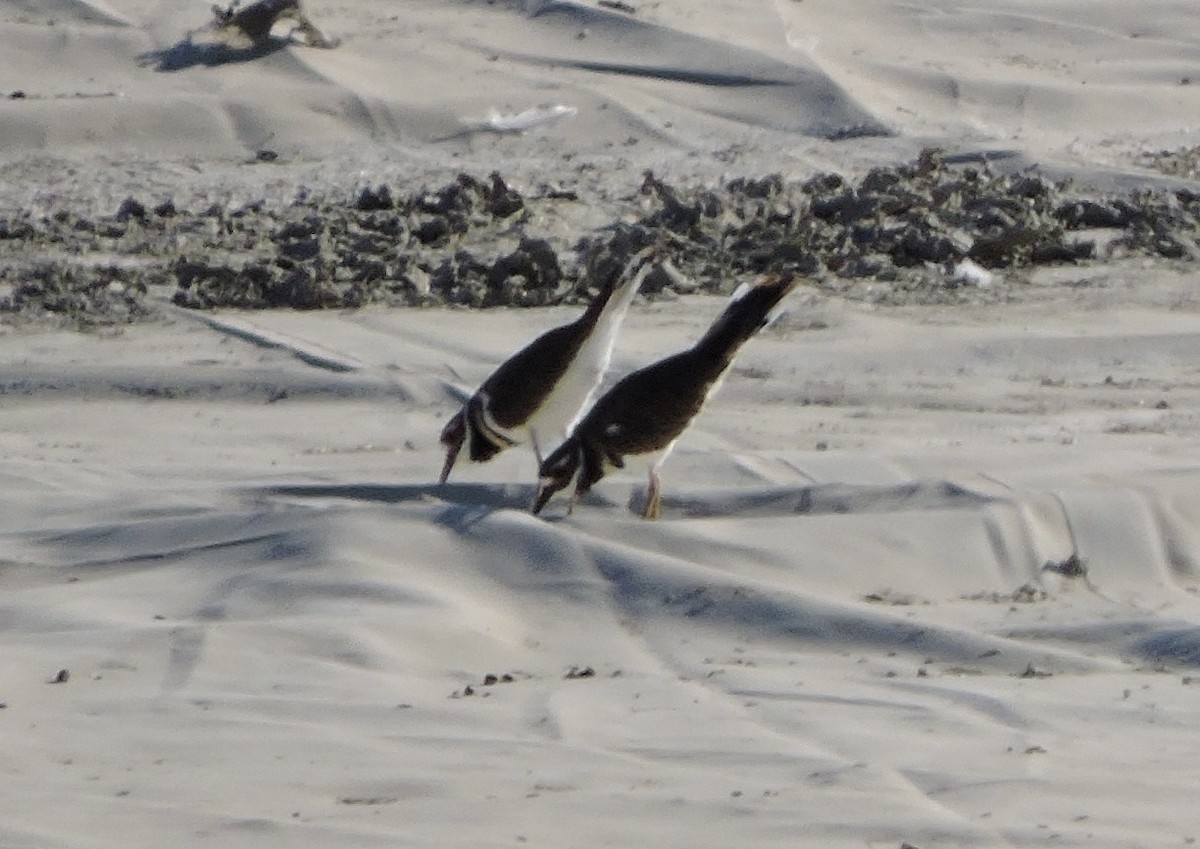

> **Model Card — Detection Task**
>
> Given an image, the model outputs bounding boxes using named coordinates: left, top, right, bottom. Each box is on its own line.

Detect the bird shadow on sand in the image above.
left=253, top=481, right=638, bottom=531
left=259, top=482, right=537, bottom=511
left=254, top=478, right=997, bottom=524
left=137, top=36, right=289, bottom=72
left=660, top=479, right=999, bottom=519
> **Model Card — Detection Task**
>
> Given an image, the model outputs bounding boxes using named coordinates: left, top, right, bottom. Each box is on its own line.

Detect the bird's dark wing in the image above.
left=480, top=321, right=586, bottom=428
left=578, top=352, right=721, bottom=457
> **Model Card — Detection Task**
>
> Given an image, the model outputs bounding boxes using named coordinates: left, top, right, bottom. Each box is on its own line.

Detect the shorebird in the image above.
left=531, top=273, right=799, bottom=519
left=439, top=246, right=657, bottom=485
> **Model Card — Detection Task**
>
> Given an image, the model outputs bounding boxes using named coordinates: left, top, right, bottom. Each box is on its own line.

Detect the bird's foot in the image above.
left=641, top=487, right=662, bottom=520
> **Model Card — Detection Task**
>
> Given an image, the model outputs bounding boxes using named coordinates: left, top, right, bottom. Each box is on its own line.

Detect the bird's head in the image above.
left=438, top=410, right=466, bottom=485
left=532, top=439, right=584, bottom=516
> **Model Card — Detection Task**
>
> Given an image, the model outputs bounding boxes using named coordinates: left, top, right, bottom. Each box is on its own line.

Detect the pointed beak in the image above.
left=531, top=478, right=556, bottom=515
left=438, top=411, right=467, bottom=486
left=439, top=440, right=461, bottom=486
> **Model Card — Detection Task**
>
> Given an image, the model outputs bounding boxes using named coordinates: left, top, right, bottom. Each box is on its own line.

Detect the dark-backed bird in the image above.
left=531, top=273, right=799, bottom=519
left=439, top=247, right=657, bottom=484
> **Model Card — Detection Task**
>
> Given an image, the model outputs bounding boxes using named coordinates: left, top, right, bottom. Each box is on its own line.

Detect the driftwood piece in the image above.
left=210, top=0, right=338, bottom=48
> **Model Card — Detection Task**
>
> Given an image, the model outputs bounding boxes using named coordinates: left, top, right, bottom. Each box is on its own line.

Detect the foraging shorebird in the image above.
left=439, top=246, right=657, bottom=484
left=532, top=274, right=799, bottom=519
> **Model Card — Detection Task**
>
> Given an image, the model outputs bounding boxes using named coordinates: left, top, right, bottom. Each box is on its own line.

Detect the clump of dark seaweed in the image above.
left=0, top=261, right=150, bottom=328
left=168, top=172, right=541, bottom=310
left=1, top=151, right=1199, bottom=322
left=1140, top=145, right=1200, bottom=181
left=616, top=148, right=1200, bottom=304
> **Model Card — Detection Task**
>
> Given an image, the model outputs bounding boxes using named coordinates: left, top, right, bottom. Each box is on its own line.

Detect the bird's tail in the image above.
left=581, top=243, right=658, bottom=327
left=694, top=274, right=799, bottom=363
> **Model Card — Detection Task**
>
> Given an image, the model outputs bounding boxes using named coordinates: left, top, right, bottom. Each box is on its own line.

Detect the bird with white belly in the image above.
left=532, top=273, right=799, bottom=519
left=438, top=245, right=658, bottom=484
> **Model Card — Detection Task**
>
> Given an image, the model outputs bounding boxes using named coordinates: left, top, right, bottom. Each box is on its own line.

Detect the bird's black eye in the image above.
left=548, top=452, right=572, bottom=475
left=541, top=443, right=578, bottom=479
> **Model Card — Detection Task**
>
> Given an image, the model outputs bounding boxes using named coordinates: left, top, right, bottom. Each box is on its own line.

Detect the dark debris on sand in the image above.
left=210, top=0, right=338, bottom=49
left=3, top=149, right=1200, bottom=328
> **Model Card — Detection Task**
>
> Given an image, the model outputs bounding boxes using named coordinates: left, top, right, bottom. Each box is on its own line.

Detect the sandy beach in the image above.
left=3, top=2, right=1200, bottom=847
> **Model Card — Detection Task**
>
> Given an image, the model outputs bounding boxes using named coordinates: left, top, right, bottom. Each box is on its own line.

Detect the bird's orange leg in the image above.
left=643, top=468, right=662, bottom=520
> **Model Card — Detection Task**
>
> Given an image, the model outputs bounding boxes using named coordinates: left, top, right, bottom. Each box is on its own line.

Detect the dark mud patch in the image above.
left=3, top=150, right=1200, bottom=329
left=1139, top=145, right=1200, bottom=181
